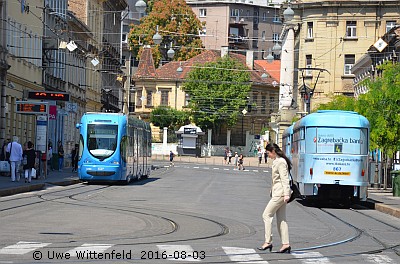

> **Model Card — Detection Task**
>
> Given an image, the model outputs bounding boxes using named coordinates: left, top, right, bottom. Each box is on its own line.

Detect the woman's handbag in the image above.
left=288, top=172, right=301, bottom=203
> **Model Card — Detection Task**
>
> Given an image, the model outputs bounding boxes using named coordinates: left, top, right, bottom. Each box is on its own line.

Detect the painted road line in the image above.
left=157, top=245, right=201, bottom=262
left=0, top=242, right=51, bottom=255
left=292, top=251, right=332, bottom=264
left=222, top=247, right=268, bottom=263
left=65, top=244, right=114, bottom=257
left=362, top=254, right=394, bottom=264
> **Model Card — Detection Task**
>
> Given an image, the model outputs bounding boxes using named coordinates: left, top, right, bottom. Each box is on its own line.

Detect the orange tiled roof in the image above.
left=254, top=60, right=280, bottom=84
left=135, top=47, right=157, bottom=78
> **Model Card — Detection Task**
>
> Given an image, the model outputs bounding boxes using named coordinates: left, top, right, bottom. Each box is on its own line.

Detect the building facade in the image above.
left=4, top=0, right=44, bottom=144
left=0, top=0, right=8, bottom=145
left=187, top=0, right=282, bottom=60
left=290, top=0, right=399, bottom=112
left=68, top=0, right=104, bottom=113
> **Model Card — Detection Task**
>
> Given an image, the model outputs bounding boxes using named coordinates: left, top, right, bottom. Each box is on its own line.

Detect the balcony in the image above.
left=228, top=35, right=249, bottom=49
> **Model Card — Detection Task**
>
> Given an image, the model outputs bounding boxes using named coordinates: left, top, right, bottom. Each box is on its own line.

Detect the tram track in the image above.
left=0, top=166, right=232, bottom=250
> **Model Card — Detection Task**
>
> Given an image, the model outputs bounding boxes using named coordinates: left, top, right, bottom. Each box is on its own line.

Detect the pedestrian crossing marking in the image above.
left=292, top=251, right=332, bottom=264
left=65, top=243, right=114, bottom=257
left=157, top=245, right=200, bottom=262
left=193, top=167, right=199, bottom=169
left=222, top=247, right=268, bottom=263
left=362, top=254, right=394, bottom=263
left=213, top=168, right=219, bottom=170
left=0, top=242, right=51, bottom=255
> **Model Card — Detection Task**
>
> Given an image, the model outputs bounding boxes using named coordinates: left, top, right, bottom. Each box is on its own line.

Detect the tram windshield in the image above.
left=87, top=124, right=118, bottom=159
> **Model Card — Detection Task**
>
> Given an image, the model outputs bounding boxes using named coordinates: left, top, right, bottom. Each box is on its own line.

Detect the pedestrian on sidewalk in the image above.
left=263, top=147, right=268, bottom=164
left=23, top=141, right=36, bottom=183
left=234, top=152, right=239, bottom=170
left=258, top=143, right=292, bottom=254
left=223, top=148, right=228, bottom=165
left=71, top=144, right=78, bottom=172
left=238, top=154, right=244, bottom=170
left=6, top=136, right=23, bottom=182
left=47, top=144, right=53, bottom=175
left=73, top=144, right=79, bottom=173
left=0, top=139, right=10, bottom=161
left=228, top=149, right=232, bottom=164
left=58, top=142, right=64, bottom=171
left=169, top=150, right=175, bottom=167
left=258, top=147, right=263, bottom=164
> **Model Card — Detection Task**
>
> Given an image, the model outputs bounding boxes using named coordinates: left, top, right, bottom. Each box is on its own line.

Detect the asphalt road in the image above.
left=0, top=163, right=399, bottom=264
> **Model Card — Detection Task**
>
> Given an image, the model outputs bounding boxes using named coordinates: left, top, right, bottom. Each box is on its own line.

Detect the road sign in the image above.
left=28, top=91, right=70, bottom=101
left=16, top=101, right=48, bottom=114
left=66, top=102, right=77, bottom=113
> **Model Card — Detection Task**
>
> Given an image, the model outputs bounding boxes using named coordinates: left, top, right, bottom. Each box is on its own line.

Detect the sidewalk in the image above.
left=1, top=157, right=399, bottom=219
left=0, top=168, right=79, bottom=197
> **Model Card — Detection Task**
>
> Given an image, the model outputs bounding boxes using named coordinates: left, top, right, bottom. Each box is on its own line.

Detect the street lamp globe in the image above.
left=283, top=6, right=294, bottom=22
left=153, top=32, right=162, bottom=45
left=135, top=0, right=147, bottom=13
left=167, top=47, right=175, bottom=59
left=266, top=52, right=274, bottom=64
left=272, top=42, right=282, bottom=55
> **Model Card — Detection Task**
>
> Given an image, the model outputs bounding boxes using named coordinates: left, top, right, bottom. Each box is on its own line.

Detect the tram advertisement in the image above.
left=312, top=127, right=368, bottom=178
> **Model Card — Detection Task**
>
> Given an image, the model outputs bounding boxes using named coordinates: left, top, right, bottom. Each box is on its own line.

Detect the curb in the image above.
left=363, top=198, right=400, bottom=219
left=0, top=179, right=81, bottom=197
left=0, top=183, right=45, bottom=197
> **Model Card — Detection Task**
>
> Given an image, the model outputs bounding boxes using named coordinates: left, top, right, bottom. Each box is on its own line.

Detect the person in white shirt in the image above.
left=6, top=136, right=23, bottom=182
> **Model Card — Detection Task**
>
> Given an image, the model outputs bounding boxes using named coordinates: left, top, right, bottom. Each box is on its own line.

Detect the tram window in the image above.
left=306, top=127, right=317, bottom=154
left=87, top=124, right=118, bottom=159
left=120, top=136, right=127, bottom=163
left=78, top=135, right=84, bottom=160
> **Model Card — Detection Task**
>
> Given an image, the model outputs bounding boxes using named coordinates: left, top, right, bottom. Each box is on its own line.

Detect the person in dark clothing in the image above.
left=169, top=151, right=175, bottom=167
left=23, top=141, right=36, bottom=183
left=71, top=144, right=79, bottom=172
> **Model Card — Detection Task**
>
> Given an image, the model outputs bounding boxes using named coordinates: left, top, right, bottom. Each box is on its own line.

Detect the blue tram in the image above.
left=76, top=113, right=152, bottom=183
left=282, top=110, right=370, bottom=201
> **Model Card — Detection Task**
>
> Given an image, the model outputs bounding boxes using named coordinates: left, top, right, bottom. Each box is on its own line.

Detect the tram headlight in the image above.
left=111, top=160, right=120, bottom=165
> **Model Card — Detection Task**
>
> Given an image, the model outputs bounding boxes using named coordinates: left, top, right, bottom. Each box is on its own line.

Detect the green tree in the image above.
left=356, top=62, right=400, bottom=188
left=317, top=95, right=356, bottom=111
left=128, top=0, right=204, bottom=67
left=150, top=106, right=190, bottom=129
left=356, top=62, right=400, bottom=154
left=150, top=106, right=176, bottom=129
left=183, top=56, right=252, bottom=133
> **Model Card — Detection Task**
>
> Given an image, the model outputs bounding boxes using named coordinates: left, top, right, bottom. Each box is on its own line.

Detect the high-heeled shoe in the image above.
left=257, top=244, right=273, bottom=251
left=277, top=246, right=291, bottom=253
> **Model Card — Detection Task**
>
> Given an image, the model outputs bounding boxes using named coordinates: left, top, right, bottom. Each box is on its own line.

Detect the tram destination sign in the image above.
left=16, top=101, right=48, bottom=114
left=28, top=91, right=70, bottom=101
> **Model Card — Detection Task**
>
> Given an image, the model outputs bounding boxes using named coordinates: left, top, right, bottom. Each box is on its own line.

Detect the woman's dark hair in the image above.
left=27, top=141, right=33, bottom=149
left=265, top=143, right=292, bottom=171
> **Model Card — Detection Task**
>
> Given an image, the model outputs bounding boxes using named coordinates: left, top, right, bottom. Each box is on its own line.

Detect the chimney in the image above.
left=221, top=46, right=229, bottom=58
left=246, top=50, right=254, bottom=69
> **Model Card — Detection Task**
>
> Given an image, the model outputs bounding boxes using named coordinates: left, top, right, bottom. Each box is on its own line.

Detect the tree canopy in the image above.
left=356, top=62, right=400, bottom=155
left=317, top=95, right=356, bottom=111
left=183, top=56, right=252, bottom=131
left=128, top=0, right=204, bottom=67
left=150, top=106, right=190, bottom=129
